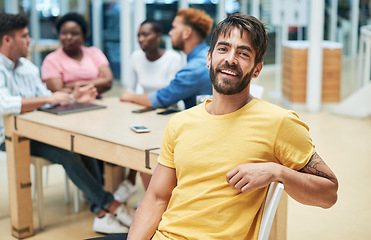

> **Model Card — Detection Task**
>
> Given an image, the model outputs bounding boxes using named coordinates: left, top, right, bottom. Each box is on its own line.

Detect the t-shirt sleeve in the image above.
left=41, top=53, right=62, bottom=81
left=157, top=118, right=176, bottom=169
left=90, top=47, right=109, bottom=68
left=274, top=111, right=315, bottom=171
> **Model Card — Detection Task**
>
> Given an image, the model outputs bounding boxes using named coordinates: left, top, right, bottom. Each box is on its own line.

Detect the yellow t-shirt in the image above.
left=153, top=98, right=315, bottom=240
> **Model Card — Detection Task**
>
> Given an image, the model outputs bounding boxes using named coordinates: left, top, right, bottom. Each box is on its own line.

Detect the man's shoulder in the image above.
left=169, top=104, right=203, bottom=123
left=19, top=58, right=39, bottom=71
left=184, top=44, right=208, bottom=69
left=187, top=42, right=209, bottom=60
left=193, top=43, right=209, bottom=57
left=252, top=99, right=293, bottom=118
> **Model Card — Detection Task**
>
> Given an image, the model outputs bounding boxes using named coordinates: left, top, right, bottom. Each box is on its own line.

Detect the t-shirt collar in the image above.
left=187, top=42, right=208, bottom=61
left=0, top=52, right=24, bottom=70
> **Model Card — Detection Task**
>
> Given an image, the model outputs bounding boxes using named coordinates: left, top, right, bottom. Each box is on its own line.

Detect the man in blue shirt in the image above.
left=120, top=8, right=214, bottom=109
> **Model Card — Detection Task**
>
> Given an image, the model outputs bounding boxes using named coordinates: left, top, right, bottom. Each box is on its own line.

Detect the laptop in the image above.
left=39, top=102, right=106, bottom=115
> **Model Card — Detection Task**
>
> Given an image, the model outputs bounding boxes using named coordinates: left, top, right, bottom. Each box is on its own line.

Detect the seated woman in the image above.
left=41, top=12, right=113, bottom=94
left=115, top=19, right=182, bottom=203
left=122, top=19, right=182, bottom=94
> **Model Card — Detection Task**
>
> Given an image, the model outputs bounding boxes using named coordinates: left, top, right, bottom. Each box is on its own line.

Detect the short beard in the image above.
left=172, top=39, right=184, bottom=51
left=209, top=59, right=254, bottom=95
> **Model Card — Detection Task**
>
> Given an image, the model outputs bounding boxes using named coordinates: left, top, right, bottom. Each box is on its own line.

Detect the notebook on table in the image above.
left=39, top=102, right=106, bottom=115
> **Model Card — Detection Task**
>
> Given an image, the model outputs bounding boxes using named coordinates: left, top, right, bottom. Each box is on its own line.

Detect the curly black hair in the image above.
left=141, top=19, right=163, bottom=35
left=56, top=12, right=88, bottom=37
left=0, top=13, right=29, bottom=45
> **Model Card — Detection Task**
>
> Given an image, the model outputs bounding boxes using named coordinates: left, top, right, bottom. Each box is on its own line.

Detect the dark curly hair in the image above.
left=0, top=13, right=29, bottom=46
left=141, top=19, right=163, bottom=35
left=56, top=12, right=88, bottom=37
left=209, top=13, right=268, bottom=65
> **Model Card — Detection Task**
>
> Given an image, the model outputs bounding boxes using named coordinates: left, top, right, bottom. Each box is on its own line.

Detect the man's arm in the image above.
left=63, top=66, right=113, bottom=94
left=120, top=62, right=209, bottom=108
left=120, top=92, right=152, bottom=107
left=20, top=92, right=70, bottom=113
left=21, top=84, right=97, bottom=113
left=128, top=164, right=177, bottom=239
left=46, top=66, right=113, bottom=94
left=226, top=152, right=338, bottom=209
left=45, top=77, right=72, bottom=93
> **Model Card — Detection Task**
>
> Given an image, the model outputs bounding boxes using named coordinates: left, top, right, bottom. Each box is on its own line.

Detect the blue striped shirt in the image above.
left=0, top=53, right=51, bottom=144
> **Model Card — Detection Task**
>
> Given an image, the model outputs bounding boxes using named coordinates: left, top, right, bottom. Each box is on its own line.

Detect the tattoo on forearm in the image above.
left=299, top=152, right=337, bottom=182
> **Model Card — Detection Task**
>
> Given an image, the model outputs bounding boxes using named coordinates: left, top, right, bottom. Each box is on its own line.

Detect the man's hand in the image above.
left=73, top=83, right=98, bottom=103
left=226, top=163, right=279, bottom=193
left=120, top=91, right=135, bottom=102
left=48, top=91, right=71, bottom=106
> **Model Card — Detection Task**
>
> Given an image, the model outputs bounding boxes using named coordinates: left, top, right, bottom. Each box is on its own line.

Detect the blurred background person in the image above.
left=116, top=8, right=213, bottom=208
left=0, top=13, right=134, bottom=235
left=120, top=8, right=213, bottom=110
left=41, top=12, right=113, bottom=95
left=114, top=19, right=182, bottom=204
left=125, top=19, right=182, bottom=94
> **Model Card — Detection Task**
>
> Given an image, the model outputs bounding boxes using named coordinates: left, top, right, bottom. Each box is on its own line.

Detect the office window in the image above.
left=102, top=2, right=121, bottom=79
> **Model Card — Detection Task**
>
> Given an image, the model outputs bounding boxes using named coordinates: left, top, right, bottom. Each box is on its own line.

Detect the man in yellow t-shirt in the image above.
left=91, top=13, right=338, bottom=240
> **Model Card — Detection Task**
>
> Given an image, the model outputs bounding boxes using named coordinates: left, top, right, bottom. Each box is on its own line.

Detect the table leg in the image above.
left=5, top=116, right=34, bottom=238
left=104, top=163, right=125, bottom=193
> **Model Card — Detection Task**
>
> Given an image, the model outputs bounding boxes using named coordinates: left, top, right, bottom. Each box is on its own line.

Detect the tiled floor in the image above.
left=1, top=57, right=370, bottom=239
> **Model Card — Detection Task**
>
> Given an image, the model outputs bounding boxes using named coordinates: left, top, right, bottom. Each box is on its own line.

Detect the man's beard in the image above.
left=209, top=60, right=254, bottom=95
left=172, top=37, right=184, bottom=51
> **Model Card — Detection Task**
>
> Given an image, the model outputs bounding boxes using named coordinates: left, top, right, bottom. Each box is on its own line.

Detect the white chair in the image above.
left=2, top=151, right=81, bottom=230
left=30, top=156, right=82, bottom=230
left=257, top=182, right=284, bottom=240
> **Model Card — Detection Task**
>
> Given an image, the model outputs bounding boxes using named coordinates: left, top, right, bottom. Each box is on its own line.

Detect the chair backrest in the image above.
left=257, top=182, right=284, bottom=240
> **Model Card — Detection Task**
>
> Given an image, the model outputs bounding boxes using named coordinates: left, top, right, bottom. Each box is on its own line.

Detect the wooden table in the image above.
left=4, top=97, right=287, bottom=239
left=4, top=97, right=170, bottom=238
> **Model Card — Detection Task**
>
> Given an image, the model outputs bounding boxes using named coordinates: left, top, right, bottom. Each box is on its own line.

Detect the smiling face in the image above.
left=207, top=27, right=262, bottom=96
left=138, top=23, right=161, bottom=53
left=59, top=21, right=84, bottom=51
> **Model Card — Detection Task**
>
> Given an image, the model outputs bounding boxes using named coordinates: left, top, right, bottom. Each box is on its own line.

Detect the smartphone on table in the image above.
left=130, top=124, right=150, bottom=133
